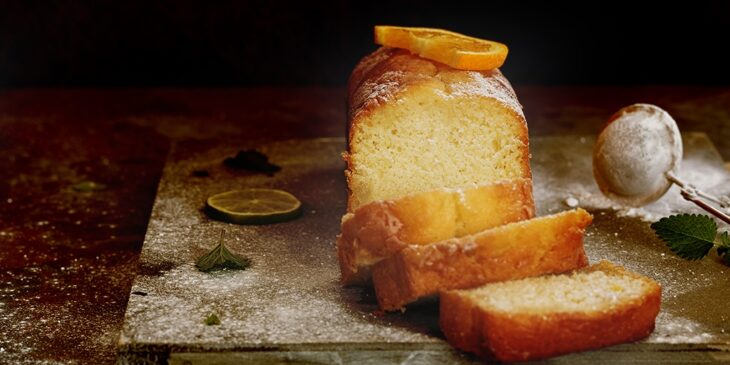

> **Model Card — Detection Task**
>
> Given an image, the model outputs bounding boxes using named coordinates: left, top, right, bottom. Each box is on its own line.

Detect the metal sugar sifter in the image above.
left=592, top=103, right=730, bottom=224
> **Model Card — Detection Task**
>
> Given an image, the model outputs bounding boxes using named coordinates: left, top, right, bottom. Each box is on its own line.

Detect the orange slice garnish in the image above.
left=374, top=25, right=508, bottom=71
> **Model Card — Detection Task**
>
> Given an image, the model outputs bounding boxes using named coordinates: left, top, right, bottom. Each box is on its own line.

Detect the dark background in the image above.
left=1, top=0, right=729, bottom=87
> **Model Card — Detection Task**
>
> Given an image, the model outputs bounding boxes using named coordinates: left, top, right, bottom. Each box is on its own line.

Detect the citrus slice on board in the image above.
left=374, top=25, right=508, bottom=71
left=205, top=188, right=302, bottom=225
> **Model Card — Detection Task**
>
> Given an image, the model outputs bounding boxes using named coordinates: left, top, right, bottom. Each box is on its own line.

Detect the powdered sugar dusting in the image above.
left=532, top=133, right=730, bottom=344
left=354, top=75, right=403, bottom=116
left=348, top=47, right=524, bottom=121
left=593, top=104, right=683, bottom=206
left=348, top=47, right=398, bottom=99
left=442, top=69, right=524, bottom=119
left=533, top=133, right=729, bottom=222
left=120, top=135, right=730, bottom=359
left=119, top=138, right=437, bottom=360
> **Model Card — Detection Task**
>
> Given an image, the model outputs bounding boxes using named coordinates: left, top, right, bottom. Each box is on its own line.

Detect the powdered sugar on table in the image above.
left=119, top=134, right=730, bottom=363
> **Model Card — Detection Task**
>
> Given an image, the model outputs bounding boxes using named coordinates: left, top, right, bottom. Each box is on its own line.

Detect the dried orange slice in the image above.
left=374, top=25, right=508, bottom=71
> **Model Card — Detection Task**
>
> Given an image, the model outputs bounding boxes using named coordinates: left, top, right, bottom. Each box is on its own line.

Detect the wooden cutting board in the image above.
left=117, top=134, right=730, bottom=364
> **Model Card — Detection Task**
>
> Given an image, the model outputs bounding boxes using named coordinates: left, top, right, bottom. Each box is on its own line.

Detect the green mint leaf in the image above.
left=204, top=313, right=221, bottom=325
left=718, top=232, right=730, bottom=265
left=223, top=149, right=281, bottom=176
left=72, top=181, right=107, bottom=192
left=650, top=214, right=717, bottom=260
left=719, top=231, right=730, bottom=248
left=196, top=233, right=251, bottom=272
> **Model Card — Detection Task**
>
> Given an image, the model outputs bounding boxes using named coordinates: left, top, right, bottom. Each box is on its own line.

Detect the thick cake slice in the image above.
left=440, top=261, right=662, bottom=362
left=337, top=179, right=534, bottom=285
left=372, top=208, right=592, bottom=311
left=344, top=46, right=530, bottom=211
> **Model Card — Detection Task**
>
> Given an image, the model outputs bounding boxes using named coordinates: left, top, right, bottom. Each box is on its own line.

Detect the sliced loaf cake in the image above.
left=372, top=208, right=592, bottom=311
left=440, top=260, right=661, bottom=362
left=337, top=179, right=534, bottom=285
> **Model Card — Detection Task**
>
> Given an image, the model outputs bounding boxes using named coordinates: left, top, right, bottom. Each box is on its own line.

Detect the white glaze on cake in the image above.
left=347, top=47, right=524, bottom=125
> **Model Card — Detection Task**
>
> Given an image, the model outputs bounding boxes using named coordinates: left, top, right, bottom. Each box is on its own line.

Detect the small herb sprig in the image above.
left=204, top=313, right=221, bottom=326
left=72, top=180, right=107, bottom=192
left=651, top=214, right=730, bottom=264
left=196, top=231, right=251, bottom=272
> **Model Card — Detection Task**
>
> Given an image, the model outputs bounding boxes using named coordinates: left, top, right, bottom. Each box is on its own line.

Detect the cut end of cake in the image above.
left=440, top=261, right=662, bottom=362
left=345, top=47, right=530, bottom=211
left=466, top=260, right=656, bottom=314
left=347, top=94, right=529, bottom=210
left=337, top=180, right=535, bottom=286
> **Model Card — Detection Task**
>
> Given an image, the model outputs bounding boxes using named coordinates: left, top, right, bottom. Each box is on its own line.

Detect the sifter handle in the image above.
left=666, top=172, right=730, bottom=225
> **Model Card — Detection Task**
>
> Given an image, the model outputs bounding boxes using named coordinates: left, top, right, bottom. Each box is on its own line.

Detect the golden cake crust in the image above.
left=344, top=47, right=530, bottom=211
left=347, top=47, right=525, bottom=127
left=337, top=179, right=535, bottom=285
left=440, top=261, right=662, bottom=362
left=372, top=209, right=592, bottom=311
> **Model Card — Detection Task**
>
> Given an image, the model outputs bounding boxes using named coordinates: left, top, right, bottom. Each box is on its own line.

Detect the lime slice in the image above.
left=205, top=188, right=302, bottom=225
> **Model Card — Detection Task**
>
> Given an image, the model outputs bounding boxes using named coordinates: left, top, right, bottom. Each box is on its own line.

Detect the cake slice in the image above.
left=337, top=179, right=534, bottom=285
left=344, top=46, right=530, bottom=211
left=440, top=261, right=661, bottom=362
left=372, top=208, right=592, bottom=311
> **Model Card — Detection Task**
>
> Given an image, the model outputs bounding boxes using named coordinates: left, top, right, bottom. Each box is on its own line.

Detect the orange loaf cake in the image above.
left=344, top=47, right=531, bottom=212
left=440, top=261, right=661, bottom=362
left=372, top=208, right=593, bottom=311
left=337, top=179, right=534, bottom=285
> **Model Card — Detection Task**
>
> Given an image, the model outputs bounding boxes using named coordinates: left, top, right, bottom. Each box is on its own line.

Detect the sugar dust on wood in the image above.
left=223, top=149, right=281, bottom=176
left=196, top=231, right=251, bottom=272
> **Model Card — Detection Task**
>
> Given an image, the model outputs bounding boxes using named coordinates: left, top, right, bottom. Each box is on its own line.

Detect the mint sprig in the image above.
left=196, top=231, right=251, bottom=272
left=651, top=214, right=730, bottom=262
left=204, top=313, right=221, bottom=325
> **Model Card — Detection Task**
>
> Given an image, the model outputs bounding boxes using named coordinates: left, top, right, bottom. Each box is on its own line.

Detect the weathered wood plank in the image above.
left=119, top=134, right=730, bottom=364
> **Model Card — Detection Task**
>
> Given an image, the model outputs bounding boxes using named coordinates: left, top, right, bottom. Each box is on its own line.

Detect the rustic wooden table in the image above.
left=1, top=87, right=728, bottom=364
